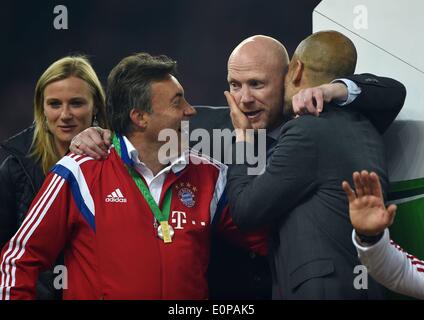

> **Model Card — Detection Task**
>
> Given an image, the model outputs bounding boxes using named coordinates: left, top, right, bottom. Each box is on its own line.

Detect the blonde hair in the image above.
left=31, top=56, right=108, bottom=174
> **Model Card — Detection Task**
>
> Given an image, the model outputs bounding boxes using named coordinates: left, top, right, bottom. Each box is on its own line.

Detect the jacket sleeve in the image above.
left=353, top=229, right=424, bottom=299
left=0, top=157, right=18, bottom=251
left=0, top=171, right=71, bottom=300
left=228, top=119, right=318, bottom=231
left=215, top=204, right=268, bottom=256
left=209, top=165, right=268, bottom=256
left=344, top=73, right=407, bottom=134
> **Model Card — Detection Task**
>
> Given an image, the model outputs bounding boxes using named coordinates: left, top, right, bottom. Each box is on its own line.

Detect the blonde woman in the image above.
left=0, top=56, right=107, bottom=299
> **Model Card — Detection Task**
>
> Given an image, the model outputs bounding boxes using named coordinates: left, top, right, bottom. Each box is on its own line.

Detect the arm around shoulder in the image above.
left=345, top=73, right=407, bottom=133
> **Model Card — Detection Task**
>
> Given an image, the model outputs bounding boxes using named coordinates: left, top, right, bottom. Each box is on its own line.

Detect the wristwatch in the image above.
left=356, top=231, right=384, bottom=245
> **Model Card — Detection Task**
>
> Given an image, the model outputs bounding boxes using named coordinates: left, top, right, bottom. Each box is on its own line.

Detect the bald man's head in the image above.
left=292, top=30, right=357, bottom=85
left=228, top=35, right=289, bottom=73
left=227, top=35, right=289, bottom=131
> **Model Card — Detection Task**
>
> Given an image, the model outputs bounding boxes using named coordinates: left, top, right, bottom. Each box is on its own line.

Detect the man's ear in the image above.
left=290, top=59, right=304, bottom=85
left=129, top=108, right=148, bottom=129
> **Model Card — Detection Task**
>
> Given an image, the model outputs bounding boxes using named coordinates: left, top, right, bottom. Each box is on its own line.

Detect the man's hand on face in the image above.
left=292, top=82, right=348, bottom=117
left=224, top=91, right=254, bottom=142
left=70, top=127, right=112, bottom=160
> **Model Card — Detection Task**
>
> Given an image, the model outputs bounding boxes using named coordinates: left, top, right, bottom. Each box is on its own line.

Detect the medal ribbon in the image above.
left=112, top=133, right=172, bottom=241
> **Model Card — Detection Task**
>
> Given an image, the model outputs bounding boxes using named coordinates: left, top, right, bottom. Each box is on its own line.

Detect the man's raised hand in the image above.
left=342, top=171, right=397, bottom=237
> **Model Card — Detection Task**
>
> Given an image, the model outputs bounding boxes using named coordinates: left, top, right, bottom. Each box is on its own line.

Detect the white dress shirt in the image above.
left=122, top=136, right=187, bottom=205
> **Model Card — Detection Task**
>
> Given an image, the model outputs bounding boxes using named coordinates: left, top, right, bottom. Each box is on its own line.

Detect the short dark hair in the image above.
left=293, top=31, right=357, bottom=85
left=106, top=52, right=177, bottom=134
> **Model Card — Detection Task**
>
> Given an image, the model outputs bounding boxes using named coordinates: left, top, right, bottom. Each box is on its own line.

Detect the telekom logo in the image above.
left=171, top=211, right=187, bottom=230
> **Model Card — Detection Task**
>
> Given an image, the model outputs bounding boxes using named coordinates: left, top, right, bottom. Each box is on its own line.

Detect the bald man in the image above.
left=226, top=31, right=406, bottom=299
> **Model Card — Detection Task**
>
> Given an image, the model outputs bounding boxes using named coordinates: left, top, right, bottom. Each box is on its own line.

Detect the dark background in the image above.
left=0, top=0, right=320, bottom=141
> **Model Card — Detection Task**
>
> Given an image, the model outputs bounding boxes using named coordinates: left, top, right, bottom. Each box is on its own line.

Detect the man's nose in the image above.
left=184, top=102, right=197, bottom=117
left=240, top=87, right=255, bottom=104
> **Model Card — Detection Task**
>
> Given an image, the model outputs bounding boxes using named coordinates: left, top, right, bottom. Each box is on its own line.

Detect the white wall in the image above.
left=313, top=0, right=424, bottom=182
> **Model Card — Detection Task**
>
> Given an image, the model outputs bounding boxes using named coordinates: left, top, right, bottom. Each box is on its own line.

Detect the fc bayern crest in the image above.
left=175, top=182, right=197, bottom=208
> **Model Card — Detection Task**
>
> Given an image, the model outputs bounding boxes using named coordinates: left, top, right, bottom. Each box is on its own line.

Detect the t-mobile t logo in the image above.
left=171, top=211, right=187, bottom=230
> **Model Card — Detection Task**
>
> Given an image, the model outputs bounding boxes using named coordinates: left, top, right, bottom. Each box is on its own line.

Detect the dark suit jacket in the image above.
left=227, top=74, right=406, bottom=299
left=342, top=73, right=406, bottom=134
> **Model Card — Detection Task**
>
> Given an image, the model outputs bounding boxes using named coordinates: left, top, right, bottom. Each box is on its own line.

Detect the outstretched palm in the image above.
left=342, top=171, right=397, bottom=236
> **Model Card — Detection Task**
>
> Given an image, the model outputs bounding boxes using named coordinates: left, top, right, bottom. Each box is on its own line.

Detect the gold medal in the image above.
left=157, top=221, right=174, bottom=243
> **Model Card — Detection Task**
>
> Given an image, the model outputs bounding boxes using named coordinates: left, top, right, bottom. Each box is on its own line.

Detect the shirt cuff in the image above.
left=331, top=78, right=362, bottom=106
left=352, top=228, right=389, bottom=251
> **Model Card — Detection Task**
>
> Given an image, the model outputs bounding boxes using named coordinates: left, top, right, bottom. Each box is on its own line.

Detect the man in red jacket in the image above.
left=0, top=52, right=266, bottom=300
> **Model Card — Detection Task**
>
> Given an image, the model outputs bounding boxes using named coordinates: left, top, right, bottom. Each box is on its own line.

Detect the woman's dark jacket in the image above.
left=0, top=125, right=61, bottom=299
